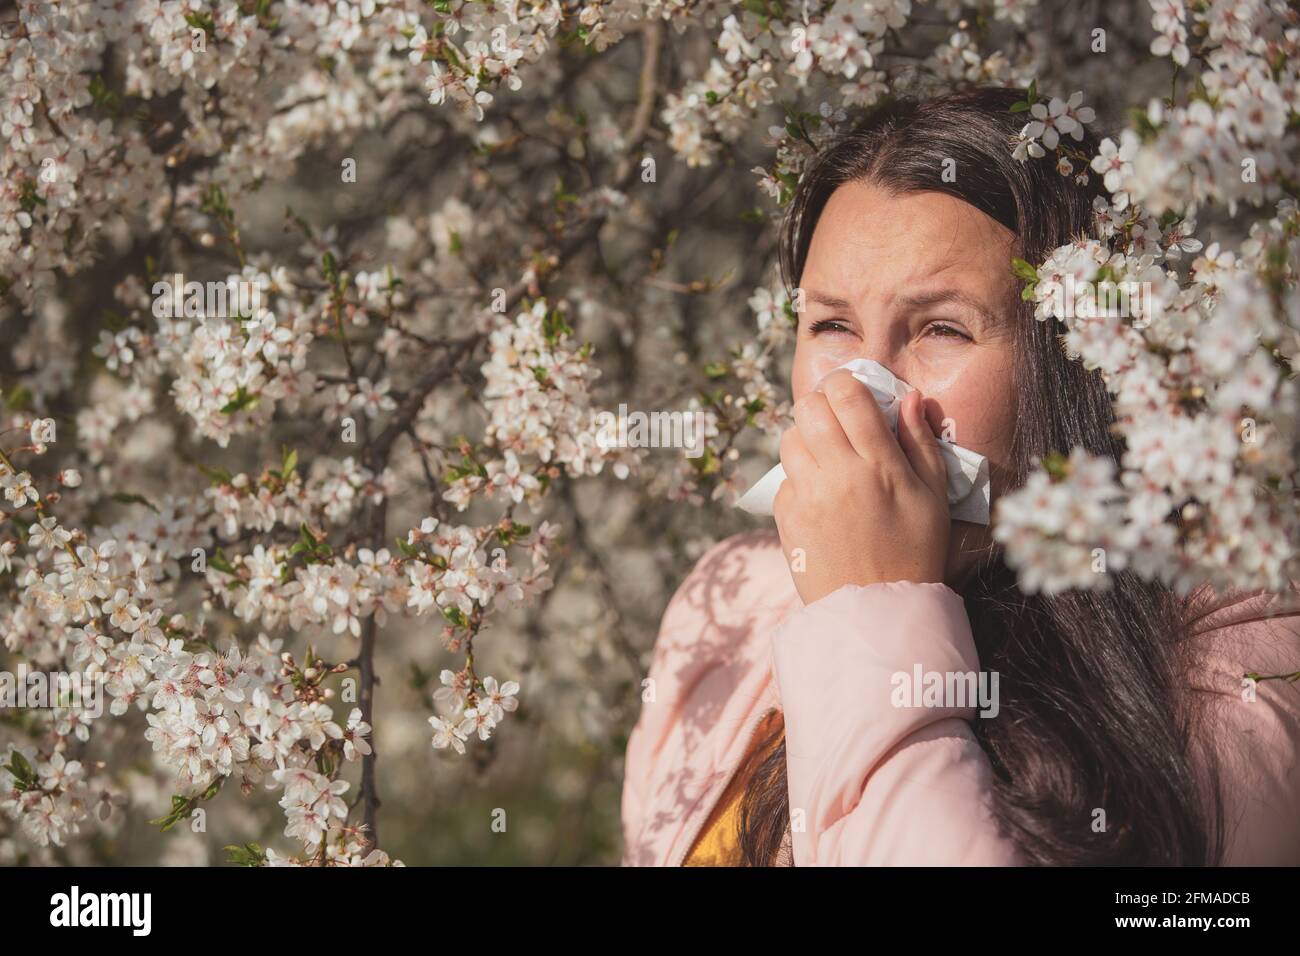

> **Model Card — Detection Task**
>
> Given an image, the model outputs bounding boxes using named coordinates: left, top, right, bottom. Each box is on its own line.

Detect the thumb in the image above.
left=897, top=391, right=949, bottom=505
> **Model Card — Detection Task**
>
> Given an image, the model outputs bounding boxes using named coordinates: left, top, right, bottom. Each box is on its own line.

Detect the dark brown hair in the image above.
left=738, top=86, right=1223, bottom=866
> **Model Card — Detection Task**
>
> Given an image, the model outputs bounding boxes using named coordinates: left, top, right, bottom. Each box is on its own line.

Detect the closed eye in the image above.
left=923, top=322, right=971, bottom=341
left=807, top=318, right=855, bottom=336
left=808, top=318, right=973, bottom=341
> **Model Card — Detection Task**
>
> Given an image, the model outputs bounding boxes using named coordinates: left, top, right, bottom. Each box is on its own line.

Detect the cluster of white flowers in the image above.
left=405, top=515, right=552, bottom=616
left=1010, top=89, right=1097, bottom=169
left=989, top=0, right=1300, bottom=595
left=142, top=630, right=407, bottom=865
left=994, top=449, right=1133, bottom=593
left=0, top=425, right=545, bottom=860
left=1124, top=0, right=1299, bottom=214
left=1, top=745, right=119, bottom=851
left=3, top=0, right=693, bottom=316
left=470, top=299, right=641, bottom=509
left=926, top=30, right=1021, bottom=86
left=428, top=672, right=521, bottom=755
left=205, top=456, right=388, bottom=539
left=996, top=193, right=1299, bottom=594
left=664, top=2, right=928, bottom=169
left=74, top=264, right=320, bottom=450
left=169, top=309, right=317, bottom=447
left=669, top=0, right=1045, bottom=186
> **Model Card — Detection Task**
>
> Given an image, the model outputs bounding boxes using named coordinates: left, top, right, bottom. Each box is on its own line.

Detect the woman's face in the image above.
left=791, top=181, right=1020, bottom=581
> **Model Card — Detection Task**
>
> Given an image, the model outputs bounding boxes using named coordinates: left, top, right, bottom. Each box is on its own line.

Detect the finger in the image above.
left=820, top=368, right=907, bottom=466
left=778, top=425, right=817, bottom=484
left=897, top=390, right=949, bottom=503
left=771, top=479, right=800, bottom=564
left=791, top=388, right=856, bottom=467
left=773, top=477, right=793, bottom=533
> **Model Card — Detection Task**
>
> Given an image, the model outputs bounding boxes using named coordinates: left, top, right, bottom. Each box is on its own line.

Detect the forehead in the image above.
left=803, top=181, right=1018, bottom=301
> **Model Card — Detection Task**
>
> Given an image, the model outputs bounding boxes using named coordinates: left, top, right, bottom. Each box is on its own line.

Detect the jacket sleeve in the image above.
left=769, top=581, right=1023, bottom=866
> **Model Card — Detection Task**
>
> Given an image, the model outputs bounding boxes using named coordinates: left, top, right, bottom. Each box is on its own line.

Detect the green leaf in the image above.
left=688, top=446, right=720, bottom=476
left=208, top=549, right=238, bottom=576
left=102, top=308, right=132, bottom=333
left=494, top=520, right=532, bottom=546
left=541, top=307, right=573, bottom=345
left=5, top=384, right=33, bottom=412
left=1010, top=257, right=1040, bottom=282
left=199, top=183, right=233, bottom=219
left=1041, top=451, right=1070, bottom=481
left=198, top=463, right=234, bottom=485
left=224, top=842, right=266, bottom=867
left=183, top=10, right=216, bottom=35
left=321, top=251, right=340, bottom=285
left=219, top=386, right=259, bottom=415
left=18, top=180, right=46, bottom=214
left=409, top=661, right=432, bottom=691
left=88, top=75, right=121, bottom=114
left=1128, top=107, right=1160, bottom=141
left=149, top=794, right=194, bottom=831
left=299, top=523, right=318, bottom=546
left=4, top=751, right=36, bottom=788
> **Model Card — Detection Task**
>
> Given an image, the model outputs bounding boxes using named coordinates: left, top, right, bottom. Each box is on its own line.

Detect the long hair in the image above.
left=737, top=86, right=1224, bottom=866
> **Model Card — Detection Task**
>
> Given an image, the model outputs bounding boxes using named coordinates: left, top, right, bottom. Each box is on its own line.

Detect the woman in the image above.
left=619, top=87, right=1300, bottom=866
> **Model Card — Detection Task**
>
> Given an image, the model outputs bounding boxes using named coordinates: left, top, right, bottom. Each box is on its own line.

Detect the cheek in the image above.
left=920, top=369, right=1016, bottom=464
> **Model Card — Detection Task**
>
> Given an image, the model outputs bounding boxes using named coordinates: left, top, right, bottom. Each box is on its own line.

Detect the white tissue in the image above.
left=735, top=358, right=991, bottom=524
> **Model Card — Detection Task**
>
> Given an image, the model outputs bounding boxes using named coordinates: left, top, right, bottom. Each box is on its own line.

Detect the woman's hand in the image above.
left=773, top=368, right=951, bottom=605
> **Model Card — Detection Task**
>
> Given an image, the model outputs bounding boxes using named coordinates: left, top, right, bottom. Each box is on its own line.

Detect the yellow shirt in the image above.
left=683, top=708, right=784, bottom=866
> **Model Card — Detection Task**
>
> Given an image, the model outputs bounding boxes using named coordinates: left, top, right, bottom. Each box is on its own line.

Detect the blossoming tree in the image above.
left=1, top=0, right=1297, bottom=864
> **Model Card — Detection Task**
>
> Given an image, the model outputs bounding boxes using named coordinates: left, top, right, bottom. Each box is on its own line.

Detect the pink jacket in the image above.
left=620, top=530, right=1300, bottom=866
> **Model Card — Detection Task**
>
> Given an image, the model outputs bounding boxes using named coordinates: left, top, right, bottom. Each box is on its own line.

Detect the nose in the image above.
left=807, top=340, right=909, bottom=390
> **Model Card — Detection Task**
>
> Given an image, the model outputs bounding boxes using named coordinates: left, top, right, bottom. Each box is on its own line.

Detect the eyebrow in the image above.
left=804, top=289, right=855, bottom=310
left=803, top=288, right=1000, bottom=325
left=896, top=289, right=999, bottom=324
